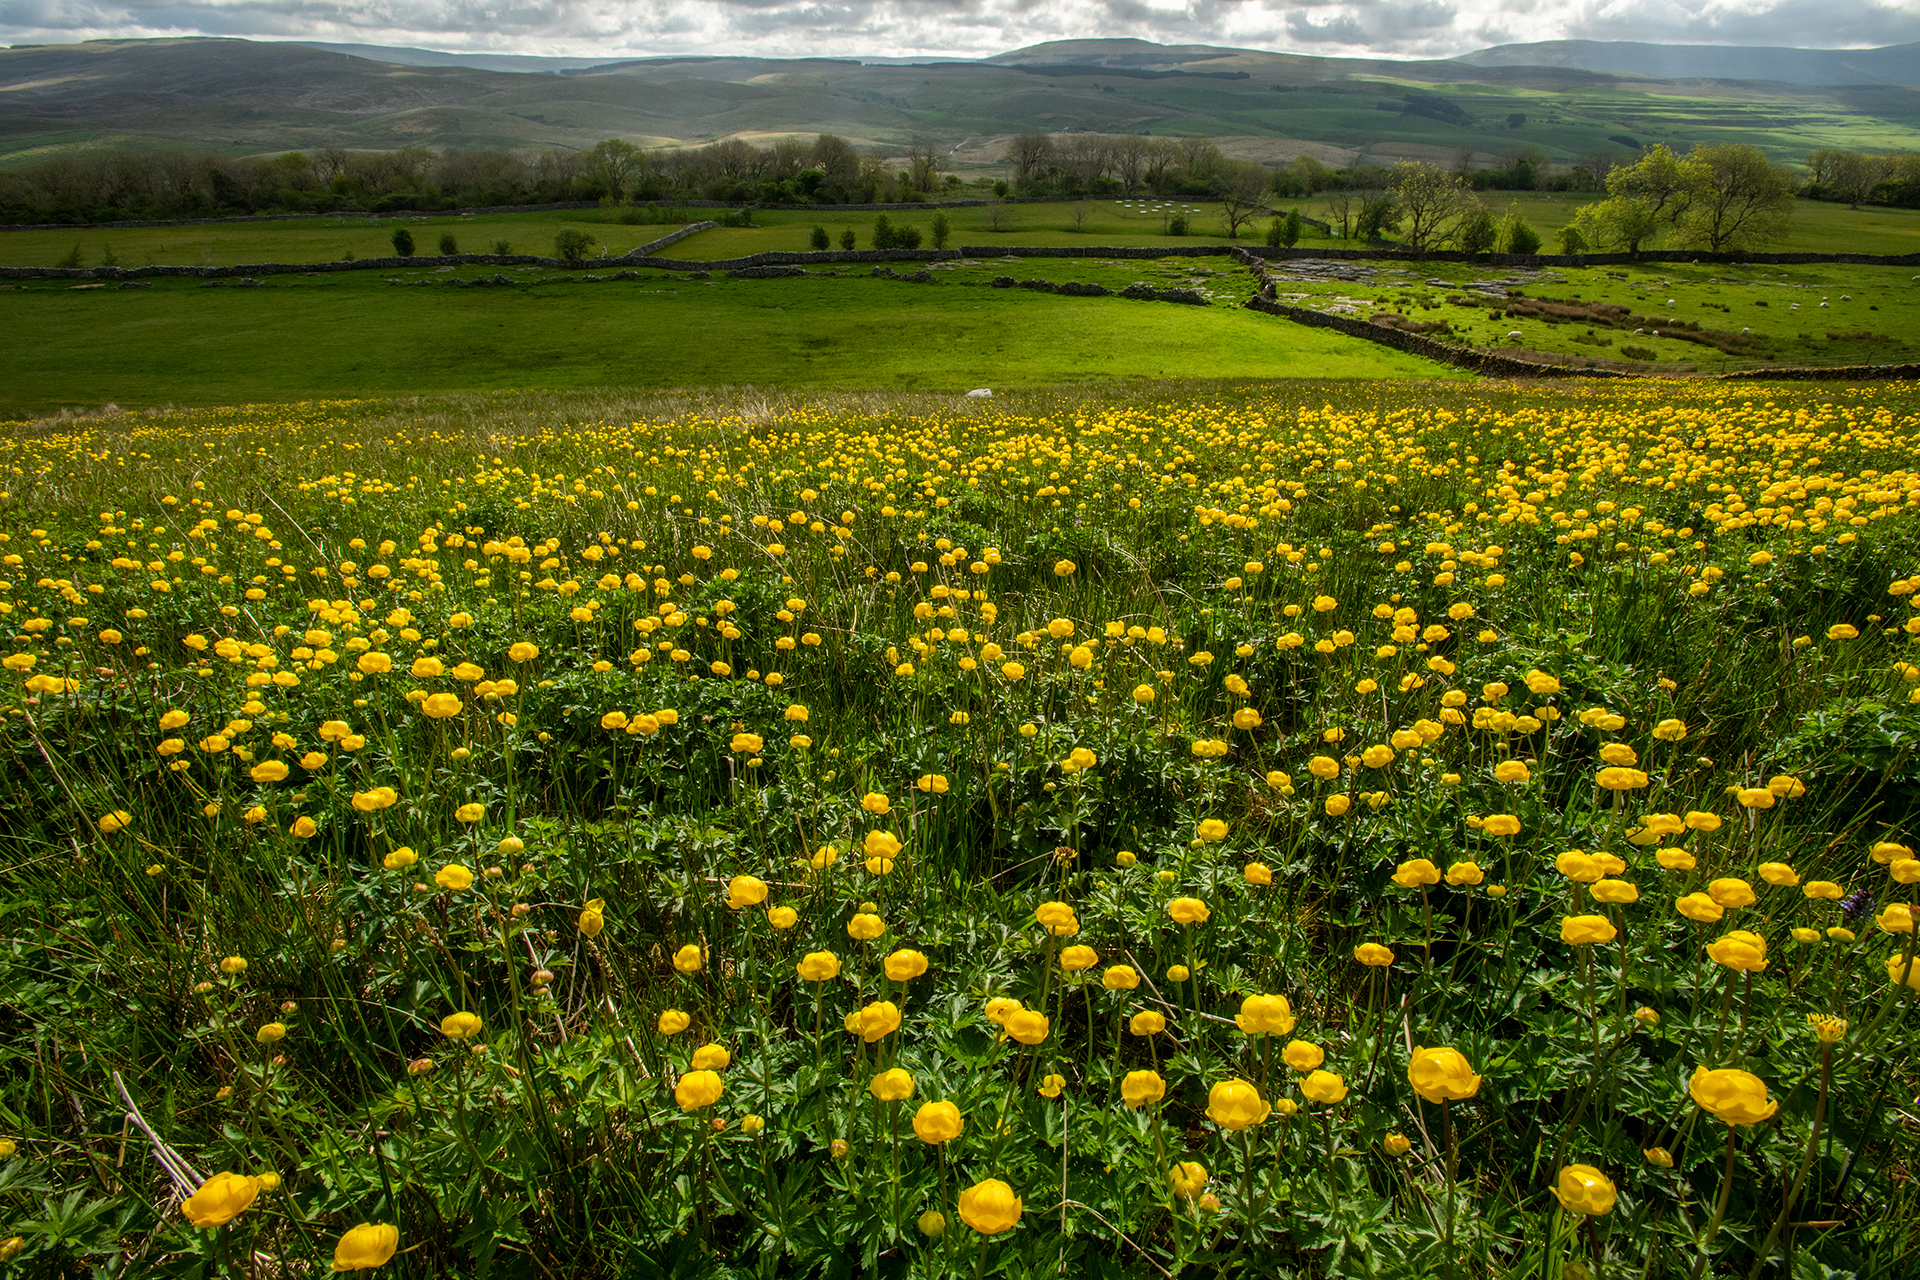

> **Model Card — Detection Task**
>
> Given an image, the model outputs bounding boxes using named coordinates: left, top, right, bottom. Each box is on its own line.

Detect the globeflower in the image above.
left=1196, top=818, right=1229, bottom=842
left=1392, top=858, right=1441, bottom=888
left=1206, top=1079, right=1270, bottom=1130
left=331, top=1222, right=399, bottom=1271
left=797, top=951, right=841, bottom=982
left=1706, top=930, right=1768, bottom=972
left=1407, top=1047, right=1481, bottom=1103
left=1234, top=994, right=1295, bottom=1036
left=724, top=875, right=768, bottom=910
left=1552, top=1166, right=1617, bottom=1216
left=675, top=1069, right=724, bottom=1111
left=1707, top=878, right=1756, bottom=909
left=1689, top=1066, right=1777, bottom=1125
left=856, top=1000, right=902, bottom=1043
left=181, top=1172, right=261, bottom=1228
left=440, top=1012, right=482, bottom=1039
left=1168, top=1161, right=1208, bottom=1200
left=957, top=1179, right=1021, bottom=1235
left=1168, top=897, right=1210, bottom=925
left=1353, top=943, right=1395, bottom=967
left=869, top=1068, right=914, bottom=1101
left=1004, top=1009, right=1049, bottom=1045
left=1282, top=1040, right=1324, bottom=1071
left=1561, top=915, right=1617, bottom=945
left=1121, top=1070, right=1166, bottom=1108
left=1300, top=1070, right=1347, bottom=1104
left=913, top=1101, right=963, bottom=1143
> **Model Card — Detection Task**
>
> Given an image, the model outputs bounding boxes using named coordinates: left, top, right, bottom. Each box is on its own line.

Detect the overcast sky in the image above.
left=2, top=0, right=1917, bottom=60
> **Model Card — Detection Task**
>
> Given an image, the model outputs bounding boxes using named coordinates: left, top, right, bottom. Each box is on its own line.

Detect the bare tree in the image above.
left=907, top=138, right=942, bottom=193
left=1112, top=134, right=1148, bottom=193
left=1390, top=162, right=1476, bottom=249
left=1004, top=133, right=1054, bottom=186
left=1072, top=199, right=1091, bottom=231
left=1217, top=160, right=1271, bottom=239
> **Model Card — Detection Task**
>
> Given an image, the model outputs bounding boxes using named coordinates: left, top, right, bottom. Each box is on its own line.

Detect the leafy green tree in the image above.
left=1495, top=211, right=1541, bottom=254
left=1571, top=144, right=1705, bottom=253
left=1676, top=145, right=1797, bottom=252
left=871, top=214, right=895, bottom=250
left=931, top=211, right=951, bottom=249
left=839, top=229, right=856, bottom=250
left=390, top=227, right=415, bottom=257
left=438, top=233, right=458, bottom=256
left=1390, top=162, right=1474, bottom=250
left=809, top=225, right=830, bottom=251
left=1354, top=196, right=1399, bottom=242
left=1458, top=209, right=1498, bottom=254
left=553, top=228, right=595, bottom=263
left=1281, top=208, right=1302, bottom=247
left=1555, top=224, right=1588, bottom=255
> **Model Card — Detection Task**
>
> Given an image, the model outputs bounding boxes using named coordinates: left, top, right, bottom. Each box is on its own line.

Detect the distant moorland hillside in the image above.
left=2, top=35, right=1919, bottom=166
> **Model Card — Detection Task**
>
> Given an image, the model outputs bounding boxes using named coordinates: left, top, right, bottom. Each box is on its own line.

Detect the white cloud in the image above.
left=1, top=0, right=1916, bottom=59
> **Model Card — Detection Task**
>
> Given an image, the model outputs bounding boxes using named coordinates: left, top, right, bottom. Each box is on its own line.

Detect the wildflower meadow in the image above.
left=3, top=380, right=1919, bottom=1279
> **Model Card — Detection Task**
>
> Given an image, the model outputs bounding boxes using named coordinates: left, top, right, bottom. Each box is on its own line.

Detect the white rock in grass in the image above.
left=965, top=388, right=993, bottom=398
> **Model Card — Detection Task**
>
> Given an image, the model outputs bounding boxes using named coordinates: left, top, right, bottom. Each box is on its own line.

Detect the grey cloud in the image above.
left=2, top=0, right=1917, bottom=62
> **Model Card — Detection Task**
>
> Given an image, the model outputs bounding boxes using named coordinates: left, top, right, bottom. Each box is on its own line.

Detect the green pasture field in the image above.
left=0, top=265, right=1452, bottom=418
left=1254, top=260, right=1920, bottom=373
left=1283, top=194, right=1920, bottom=258
left=7, top=195, right=1918, bottom=275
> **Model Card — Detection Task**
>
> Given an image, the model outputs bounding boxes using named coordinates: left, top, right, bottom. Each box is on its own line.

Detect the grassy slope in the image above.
left=4, top=38, right=1920, bottom=162
left=0, top=270, right=1451, bottom=417
left=9, top=197, right=1917, bottom=272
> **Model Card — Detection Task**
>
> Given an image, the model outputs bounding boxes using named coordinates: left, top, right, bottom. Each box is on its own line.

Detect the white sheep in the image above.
left=1742, top=327, right=1751, bottom=335
left=1507, top=331, right=1522, bottom=339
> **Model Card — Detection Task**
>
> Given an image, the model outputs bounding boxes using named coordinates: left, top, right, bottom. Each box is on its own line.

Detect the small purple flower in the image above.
left=1841, top=889, right=1873, bottom=920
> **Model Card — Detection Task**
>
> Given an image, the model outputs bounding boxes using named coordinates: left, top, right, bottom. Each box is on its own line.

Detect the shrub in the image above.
left=1496, top=213, right=1542, bottom=255
left=1458, top=210, right=1498, bottom=255
left=931, top=211, right=951, bottom=249
left=1167, top=214, right=1188, bottom=236
left=493, top=240, right=512, bottom=256
left=1620, top=344, right=1658, bottom=361
left=390, top=228, right=415, bottom=257
left=439, top=233, right=459, bottom=256
left=55, top=244, right=82, bottom=268
left=838, top=229, right=856, bottom=251
left=553, top=229, right=596, bottom=263
left=809, top=225, right=830, bottom=251
left=871, top=214, right=895, bottom=250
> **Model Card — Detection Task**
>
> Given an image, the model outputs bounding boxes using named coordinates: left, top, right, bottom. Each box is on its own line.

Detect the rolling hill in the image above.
left=2, top=35, right=1917, bottom=168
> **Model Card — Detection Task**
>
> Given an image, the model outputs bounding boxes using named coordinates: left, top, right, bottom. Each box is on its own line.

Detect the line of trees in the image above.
left=1566, top=144, right=1798, bottom=254
left=0, top=134, right=966, bottom=226
left=1802, top=149, right=1920, bottom=209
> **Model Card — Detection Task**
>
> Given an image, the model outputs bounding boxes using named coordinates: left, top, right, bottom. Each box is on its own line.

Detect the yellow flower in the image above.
left=578, top=899, right=606, bottom=939
left=1128, top=1010, right=1166, bottom=1036
left=1235, top=994, right=1295, bottom=1036
left=330, top=1222, right=398, bottom=1272
left=435, top=864, right=473, bottom=891
left=957, top=1178, right=1021, bottom=1235
left=97, top=809, right=133, bottom=833
left=1808, top=1014, right=1847, bottom=1043
left=1590, top=878, right=1639, bottom=904
left=1392, top=858, right=1441, bottom=888
left=673, top=944, right=705, bottom=973
left=1243, top=861, right=1273, bottom=886
left=440, top=1011, right=483, bottom=1039
left=1206, top=1079, right=1270, bottom=1129
left=1168, top=1161, right=1208, bottom=1200
left=1597, top=767, right=1649, bottom=791
left=675, top=1069, right=724, bottom=1111
left=740, top=1115, right=764, bottom=1135
left=351, top=786, right=398, bottom=813
left=1059, top=945, right=1098, bottom=972
left=1036, top=1073, right=1065, bottom=1099
left=181, top=1172, right=261, bottom=1228
left=1102, top=965, right=1140, bottom=990
left=913, top=1100, right=964, bottom=1143
left=729, top=732, right=764, bottom=754
left=454, top=802, right=485, bottom=823
left=1121, top=1070, right=1166, bottom=1108
left=862, top=830, right=902, bottom=864
left=1493, top=759, right=1531, bottom=783
left=797, top=951, right=841, bottom=981
left=1282, top=1040, right=1324, bottom=1071
left=1005, top=1009, right=1050, bottom=1045
left=1482, top=814, right=1522, bottom=837
left=1353, top=942, right=1395, bottom=967
left=1656, top=849, right=1697, bottom=871
left=1706, top=930, right=1768, bottom=972
left=289, top=816, right=318, bottom=839
left=885, top=949, right=929, bottom=981
left=1675, top=892, right=1724, bottom=923
left=422, top=692, right=462, bottom=719
left=256, top=1022, right=286, bottom=1043
left=1168, top=897, right=1211, bottom=925
left=1758, top=861, right=1798, bottom=886
left=1552, top=1166, right=1617, bottom=1216
left=724, top=875, right=768, bottom=910
left=657, top=1009, right=691, bottom=1035
left=847, top=912, right=886, bottom=941
left=1300, top=1069, right=1347, bottom=1104
left=1689, top=1066, right=1777, bottom=1125
left=1196, top=818, right=1230, bottom=842
left=1887, top=953, right=1920, bottom=990
left=1524, top=670, right=1560, bottom=695
left=250, top=761, right=289, bottom=783
left=1308, top=755, right=1340, bottom=780
left=1384, top=1133, right=1412, bottom=1155
left=507, top=642, right=539, bottom=662
left=868, top=1068, right=914, bottom=1101
left=1877, top=904, right=1914, bottom=934
left=1407, top=1047, right=1481, bottom=1103
left=856, top=1000, right=902, bottom=1043
left=1561, top=915, right=1617, bottom=945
